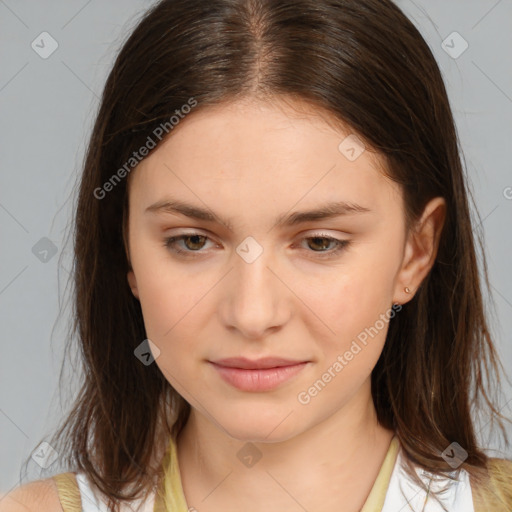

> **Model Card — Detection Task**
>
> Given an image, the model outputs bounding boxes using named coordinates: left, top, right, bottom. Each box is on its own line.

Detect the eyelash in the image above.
left=163, top=232, right=350, bottom=260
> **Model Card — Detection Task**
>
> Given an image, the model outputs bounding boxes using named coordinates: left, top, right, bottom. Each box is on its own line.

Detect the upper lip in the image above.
left=210, top=357, right=308, bottom=370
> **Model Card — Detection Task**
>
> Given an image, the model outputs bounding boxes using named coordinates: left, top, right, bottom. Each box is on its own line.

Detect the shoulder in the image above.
left=470, top=456, right=512, bottom=511
left=480, top=456, right=512, bottom=491
left=0, top=477, right=64, bottom=512
left=487, top=456, right=512, bottom=474
left=486, top=456, right=512, bottom=492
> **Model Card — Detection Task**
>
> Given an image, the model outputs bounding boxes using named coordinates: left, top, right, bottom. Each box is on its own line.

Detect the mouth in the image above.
left=208, top=357, right=310, bottom=392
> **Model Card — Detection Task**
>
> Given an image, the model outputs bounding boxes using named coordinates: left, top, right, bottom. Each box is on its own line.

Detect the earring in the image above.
left=405, top=287, right=411, bottom=293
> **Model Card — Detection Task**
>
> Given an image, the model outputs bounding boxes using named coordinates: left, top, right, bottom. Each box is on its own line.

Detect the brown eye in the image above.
left=181, top=234, right=208, bottom=251
left=299, top=235, right=350, bottom=259
left=306, top=237, right=334, bottom=252
left=163, top=232, right=213, bottom=257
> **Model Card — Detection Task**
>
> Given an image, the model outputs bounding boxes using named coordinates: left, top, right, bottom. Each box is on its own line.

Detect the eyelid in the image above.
left=163, top=228, right=347, bottom=240
left=163, top=229, right=351, bottom=260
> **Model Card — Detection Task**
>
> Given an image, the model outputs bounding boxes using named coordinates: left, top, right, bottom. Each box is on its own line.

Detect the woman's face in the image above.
left=126, top=97, right=435, bottom=442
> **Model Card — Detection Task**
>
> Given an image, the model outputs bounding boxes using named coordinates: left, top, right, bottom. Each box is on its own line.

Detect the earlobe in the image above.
left=127, top=270, right=140, bottom=300
left=393, top=241, right=417, bottom=305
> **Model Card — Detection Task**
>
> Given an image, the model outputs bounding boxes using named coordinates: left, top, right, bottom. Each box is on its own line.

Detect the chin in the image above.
left=225, top=424, right=297, bottom=444
left=212, top=405, right=303, bottom=444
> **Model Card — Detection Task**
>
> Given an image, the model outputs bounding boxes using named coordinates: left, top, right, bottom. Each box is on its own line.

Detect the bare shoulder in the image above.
left=0, top=477, right=63, bottom=512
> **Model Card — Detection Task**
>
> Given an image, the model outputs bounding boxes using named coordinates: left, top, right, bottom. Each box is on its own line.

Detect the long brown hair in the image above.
left=24, top=0, right=511, bottom=510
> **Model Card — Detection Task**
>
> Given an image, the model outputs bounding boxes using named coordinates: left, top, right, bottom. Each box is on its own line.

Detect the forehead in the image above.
left=128, top=97, right=401, bottom=217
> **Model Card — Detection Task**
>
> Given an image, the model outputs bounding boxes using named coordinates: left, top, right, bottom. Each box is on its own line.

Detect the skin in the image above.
left=126, top=96, right=446, bottom=512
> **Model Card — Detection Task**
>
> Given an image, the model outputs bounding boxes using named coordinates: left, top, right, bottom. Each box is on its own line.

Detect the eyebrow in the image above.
left=145, top=198, right=372, bottom=231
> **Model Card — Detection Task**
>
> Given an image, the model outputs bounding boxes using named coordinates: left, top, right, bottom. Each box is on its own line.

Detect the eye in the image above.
left=297, top=234, right=350, bottom=259
left=163, top=232, right=350, bottom=259
left=163, top=232, right=214, bottom=257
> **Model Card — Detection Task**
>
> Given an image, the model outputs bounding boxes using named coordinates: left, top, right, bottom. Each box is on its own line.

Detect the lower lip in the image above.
left=209, top=362, right=309, bottom=392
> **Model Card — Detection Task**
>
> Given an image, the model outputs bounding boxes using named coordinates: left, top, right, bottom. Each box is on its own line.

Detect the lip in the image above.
left=212, top=357, right=308, bottom=369
left=209, top=357, right=310, bottom=392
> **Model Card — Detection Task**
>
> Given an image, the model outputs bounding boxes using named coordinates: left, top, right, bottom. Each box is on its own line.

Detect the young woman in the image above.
left=3, top=0, right=511, bottom=511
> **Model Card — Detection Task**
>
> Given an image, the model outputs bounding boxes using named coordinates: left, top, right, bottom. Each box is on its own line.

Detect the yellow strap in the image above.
left=153, top=435, right=189, bottom=512
left=472, top=457, right=512, bottom=512
left=53, top=472, right=82, bottom=512
left=360, top=435, right=400, bottom=512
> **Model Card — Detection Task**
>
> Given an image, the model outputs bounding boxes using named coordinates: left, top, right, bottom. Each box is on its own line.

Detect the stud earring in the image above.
left=405, top=287, right=411, bottom=293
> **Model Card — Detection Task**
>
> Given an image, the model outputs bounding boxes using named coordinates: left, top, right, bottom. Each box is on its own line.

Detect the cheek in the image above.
left=300, top=256, right=397, bottom=363
left=135, top=270, right=203, bottom=387
left=304, top=269, right=389, bottom=330
left=137, top=274, right=194, bottom=340
left=134, top=260, right=216, bottom=357
left=304, top=274, right=394, bottom=403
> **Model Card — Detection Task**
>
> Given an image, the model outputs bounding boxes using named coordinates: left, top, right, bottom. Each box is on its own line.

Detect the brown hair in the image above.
left=24, top=0, right=511, bottom=510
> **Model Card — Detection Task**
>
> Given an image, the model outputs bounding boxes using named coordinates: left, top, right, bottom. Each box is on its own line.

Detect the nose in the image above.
left=218, top=244, right=291, bottom=340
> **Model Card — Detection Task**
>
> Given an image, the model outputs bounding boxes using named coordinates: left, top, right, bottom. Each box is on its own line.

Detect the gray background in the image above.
left=1, top=0, right=511, bottom=495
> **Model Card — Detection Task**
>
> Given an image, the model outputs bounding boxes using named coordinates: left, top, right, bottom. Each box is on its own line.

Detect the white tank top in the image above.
left=75, top=445, right=475, bottom=511
left=382, top=448, right=474, bottom=511
left=75, top=473, right=156, bottom=512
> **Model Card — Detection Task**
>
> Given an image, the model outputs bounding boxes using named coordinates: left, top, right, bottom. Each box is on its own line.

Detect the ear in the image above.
left=127, top=270, right=140, bottom=300
left=393, top=196, right=446, bottom=305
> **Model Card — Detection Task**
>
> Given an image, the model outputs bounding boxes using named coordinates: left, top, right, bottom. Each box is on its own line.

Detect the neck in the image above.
left=175, top=378, right=395, bottom=509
